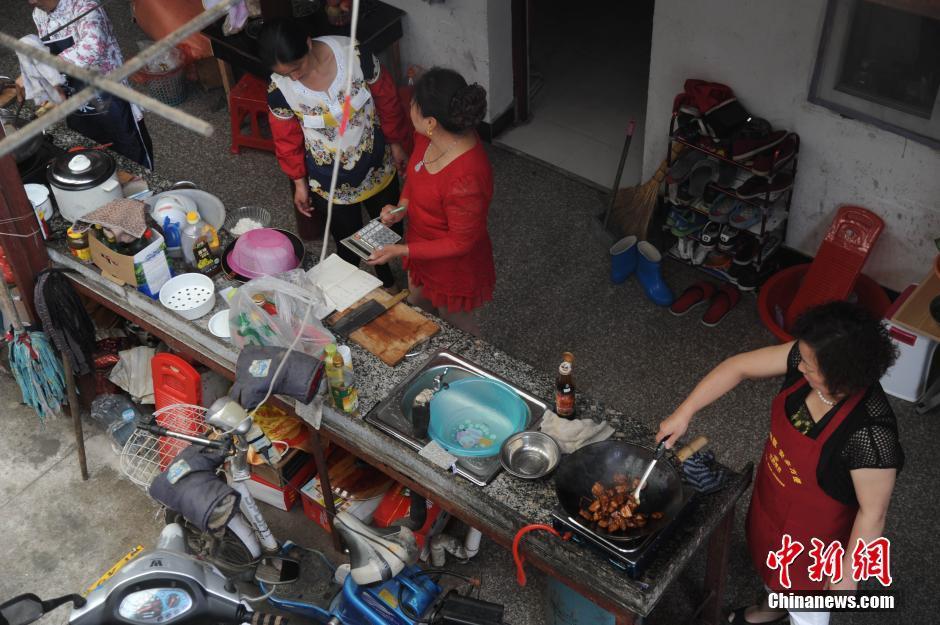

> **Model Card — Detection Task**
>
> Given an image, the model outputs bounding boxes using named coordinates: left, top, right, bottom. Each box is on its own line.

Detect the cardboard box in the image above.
left=300, top=476, right=387, bottom=534
left=247, top=449, right=317, bottom=512
left=89, top=230, right=171, bottom=299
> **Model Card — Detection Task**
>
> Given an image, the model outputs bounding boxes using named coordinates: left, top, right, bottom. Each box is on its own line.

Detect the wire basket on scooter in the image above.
left=121, top=403, right=209, bottom=488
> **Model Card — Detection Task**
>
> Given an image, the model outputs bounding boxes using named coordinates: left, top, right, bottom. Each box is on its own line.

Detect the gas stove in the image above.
left=551, top=486, right=699, bottom=578
left=366, top=350, right=548, bottom=486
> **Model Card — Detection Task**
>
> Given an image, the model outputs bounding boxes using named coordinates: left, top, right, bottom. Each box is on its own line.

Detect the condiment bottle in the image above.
left=181, top=211, right=220, bottom=270
left=555, top=351, right=576, bottom=418
left=324, top=343, right=358, bottom=414
left=66, top=227, right=92, bottom=263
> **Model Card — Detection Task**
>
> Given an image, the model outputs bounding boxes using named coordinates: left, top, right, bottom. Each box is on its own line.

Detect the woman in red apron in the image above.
left=658, top=301, right=902, bottom=625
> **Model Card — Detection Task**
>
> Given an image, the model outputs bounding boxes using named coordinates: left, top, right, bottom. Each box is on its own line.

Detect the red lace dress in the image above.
left=402, top=133, right=495, bottom=313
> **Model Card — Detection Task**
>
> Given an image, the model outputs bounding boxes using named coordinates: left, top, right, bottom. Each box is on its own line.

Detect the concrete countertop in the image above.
left=45, top=129, right=752, bottom=617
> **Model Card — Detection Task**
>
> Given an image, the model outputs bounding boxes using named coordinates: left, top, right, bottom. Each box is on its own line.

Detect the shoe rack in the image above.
left=661, top=114, right=800, bottom=288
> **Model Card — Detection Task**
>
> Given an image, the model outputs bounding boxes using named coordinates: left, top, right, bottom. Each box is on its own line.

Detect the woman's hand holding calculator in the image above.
left=367, top=243, right=408, bottom=266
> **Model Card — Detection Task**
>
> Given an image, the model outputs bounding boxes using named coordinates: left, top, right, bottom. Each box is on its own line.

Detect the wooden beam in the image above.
left=0, top=126, right=49, bottom=323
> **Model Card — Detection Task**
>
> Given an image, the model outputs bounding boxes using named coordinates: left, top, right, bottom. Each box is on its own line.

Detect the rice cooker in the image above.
left=46, top=151, right=123, bottom=222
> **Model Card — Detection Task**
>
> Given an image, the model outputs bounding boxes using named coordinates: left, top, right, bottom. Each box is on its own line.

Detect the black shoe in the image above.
left=726, top=606, right=789, bottom=625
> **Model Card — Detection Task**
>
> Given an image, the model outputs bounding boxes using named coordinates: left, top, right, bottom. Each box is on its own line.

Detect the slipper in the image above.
left=702, top=283, right=741, bottom=327
left=726, top=606, right=789, bottom=625
left=670, top=281, right=717, bottom=316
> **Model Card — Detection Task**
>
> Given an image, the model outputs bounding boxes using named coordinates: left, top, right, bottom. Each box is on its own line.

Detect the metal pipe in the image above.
left=0, top=0, right=237, bottom=159
left=0, top=33, right=212, bottom=138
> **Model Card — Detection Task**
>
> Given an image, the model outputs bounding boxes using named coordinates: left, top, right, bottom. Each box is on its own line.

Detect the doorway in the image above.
left=500, top=0, right=655, bottom=190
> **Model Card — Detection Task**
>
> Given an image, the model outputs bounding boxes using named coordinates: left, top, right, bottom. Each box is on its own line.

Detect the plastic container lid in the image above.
left=186, top=211, right=201, bottom=225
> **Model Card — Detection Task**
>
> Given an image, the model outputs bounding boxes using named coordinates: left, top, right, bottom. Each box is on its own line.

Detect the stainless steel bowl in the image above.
left=499, top=431, right=561, bottom=480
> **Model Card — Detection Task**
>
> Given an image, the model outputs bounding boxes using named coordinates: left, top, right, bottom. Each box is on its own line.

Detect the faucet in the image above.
left=431, top=367, right=450, bottom=393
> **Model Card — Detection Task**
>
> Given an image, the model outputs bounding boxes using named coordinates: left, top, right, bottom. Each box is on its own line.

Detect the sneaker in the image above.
left=707, top=196, right=736, bottom=224
left=691, top=241, right=709, bottom=265
left=735, top=172, right=793, bottom=200
left=732, top=130, right=788, bottom=161
left=734, top=265, right=760, bottom=291
left=718, top=224, right=740, bottom=252
left=676, top=236, right=694, bottom=260
left=728, top=203, right=762, bottom=230
left=666, top=150, right=708, bottom=185
left=748, top=134, right=797, bottom=176
left=687, top=157, right=720, bottom=197
left=699, top=221, right=722, bottom=248
left=670, top=211, right=708, bottom=237
left=733, top=236, right=759, bottom=265
left=703, top=250, right=732, bottom=271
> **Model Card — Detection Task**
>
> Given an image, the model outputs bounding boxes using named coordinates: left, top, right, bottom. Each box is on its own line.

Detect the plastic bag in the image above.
left=137, top=40, right=184, bottom=73
left=228, top=269, right=334, bottom=358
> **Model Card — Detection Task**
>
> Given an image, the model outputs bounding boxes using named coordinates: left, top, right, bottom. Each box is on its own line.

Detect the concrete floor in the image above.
left=3, top=4, right=940, bottom=625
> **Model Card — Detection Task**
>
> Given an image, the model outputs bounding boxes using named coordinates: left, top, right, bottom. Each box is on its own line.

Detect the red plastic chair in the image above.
left=784, top=205, right=885, bottom=328
left=229, top=74, right=275, bottom=154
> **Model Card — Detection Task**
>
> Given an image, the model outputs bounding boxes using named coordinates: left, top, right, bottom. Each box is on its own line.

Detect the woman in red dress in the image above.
left=368, top=68, right=494, bottom=336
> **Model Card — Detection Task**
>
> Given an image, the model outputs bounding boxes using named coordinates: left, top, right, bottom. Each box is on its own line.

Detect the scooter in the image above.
left=0, top=512, right=504, bottom=625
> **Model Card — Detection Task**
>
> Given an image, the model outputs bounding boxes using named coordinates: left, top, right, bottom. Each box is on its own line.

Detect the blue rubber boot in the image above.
left=609, top=235, right=638, bottom=284
left=637, top=241, right=675, bottom=306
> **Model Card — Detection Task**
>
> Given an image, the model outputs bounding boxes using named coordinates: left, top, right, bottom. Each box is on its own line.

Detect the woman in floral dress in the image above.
left=260, top=19, right=410, bottom=287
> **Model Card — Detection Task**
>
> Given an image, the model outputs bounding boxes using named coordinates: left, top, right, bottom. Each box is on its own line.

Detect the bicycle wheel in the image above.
left=165, top=510, right=258, bottom=580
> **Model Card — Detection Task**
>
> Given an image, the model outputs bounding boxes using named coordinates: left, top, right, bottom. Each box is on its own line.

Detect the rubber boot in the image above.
left=637, top=241, right=675, bottom=306
left=609, top=235, right=638, bottom=284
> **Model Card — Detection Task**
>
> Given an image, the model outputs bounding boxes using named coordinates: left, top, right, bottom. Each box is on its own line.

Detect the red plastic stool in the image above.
left=784, top=205, right=884, bottom=328
left=229, top=74, right=275, bottom=154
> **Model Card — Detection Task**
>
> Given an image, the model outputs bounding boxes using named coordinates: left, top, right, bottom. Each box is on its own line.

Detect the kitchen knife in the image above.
left=331, top=290, right=410, bottom=337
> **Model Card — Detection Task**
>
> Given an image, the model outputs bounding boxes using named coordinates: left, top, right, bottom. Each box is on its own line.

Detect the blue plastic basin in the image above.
left=428, top=378, right=529, bottom=457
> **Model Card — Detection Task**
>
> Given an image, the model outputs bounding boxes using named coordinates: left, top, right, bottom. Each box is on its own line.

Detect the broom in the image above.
left=608, top=142, right=683, bottom=240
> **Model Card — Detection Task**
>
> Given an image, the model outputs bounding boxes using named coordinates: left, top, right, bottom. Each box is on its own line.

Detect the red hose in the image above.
left=512, top=524, right=572, bottom=586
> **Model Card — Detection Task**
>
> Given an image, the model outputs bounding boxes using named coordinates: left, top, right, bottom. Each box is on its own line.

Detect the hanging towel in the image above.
left=15, top=35, right=66, bottom=105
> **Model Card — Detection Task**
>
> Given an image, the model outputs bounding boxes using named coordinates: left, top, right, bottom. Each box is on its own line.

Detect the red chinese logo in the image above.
left=851, top=537, right=893, bottom=586
left=766, top=533, right=804, bottom=589
left=807, top=538, right=845, bottom=583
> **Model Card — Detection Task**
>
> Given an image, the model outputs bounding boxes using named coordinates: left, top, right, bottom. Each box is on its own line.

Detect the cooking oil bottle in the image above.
left=324, top=343, right=358, bottom=415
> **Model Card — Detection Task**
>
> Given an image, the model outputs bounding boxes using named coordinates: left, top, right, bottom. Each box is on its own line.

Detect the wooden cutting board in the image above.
left=329, top=288, right=439, bottom=366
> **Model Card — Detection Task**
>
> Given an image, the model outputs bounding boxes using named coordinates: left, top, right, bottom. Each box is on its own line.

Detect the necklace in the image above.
left=815, top=389, right=837, bottom=407
left=414, top=139, right=458, bottom=172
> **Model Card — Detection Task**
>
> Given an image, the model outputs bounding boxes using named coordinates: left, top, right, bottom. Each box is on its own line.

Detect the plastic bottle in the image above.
left=555, top=351, right=576, bottom=418
left=107, top=407, right=141, bottom=452
left=324, top=343, right=358, bottom=414
left=180, top=211, right=220, bottom=270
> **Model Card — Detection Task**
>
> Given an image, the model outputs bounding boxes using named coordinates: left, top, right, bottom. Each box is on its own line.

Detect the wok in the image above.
left=0, top=106, right=45, bottom=164
left=554, top=439, right=689, bottom=541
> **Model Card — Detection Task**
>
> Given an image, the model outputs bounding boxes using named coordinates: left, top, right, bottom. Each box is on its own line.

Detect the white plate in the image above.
left=208, top=309, right=231, bottom=338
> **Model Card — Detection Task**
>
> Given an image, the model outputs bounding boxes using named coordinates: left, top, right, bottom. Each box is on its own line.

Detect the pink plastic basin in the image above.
left=228, top=228, right=298, bottom=279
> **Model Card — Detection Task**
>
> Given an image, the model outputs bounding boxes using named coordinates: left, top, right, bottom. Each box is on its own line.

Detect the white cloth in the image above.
left=539, top=410, right=614, bottom=454
left=15, top=35, right=66, bottom=105
left=108, top=346, right=156, bottom=404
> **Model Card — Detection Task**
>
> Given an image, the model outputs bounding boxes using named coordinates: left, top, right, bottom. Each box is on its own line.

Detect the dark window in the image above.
left=836, top=2, right=940, bottom=118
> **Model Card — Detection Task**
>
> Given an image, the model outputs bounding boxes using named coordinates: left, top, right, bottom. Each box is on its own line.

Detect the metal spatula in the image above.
left=633, top=435, right=670, bottom=505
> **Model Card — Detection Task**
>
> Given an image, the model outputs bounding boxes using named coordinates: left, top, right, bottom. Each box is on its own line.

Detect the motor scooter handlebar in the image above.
left=137, top=423, right=230, bottom=451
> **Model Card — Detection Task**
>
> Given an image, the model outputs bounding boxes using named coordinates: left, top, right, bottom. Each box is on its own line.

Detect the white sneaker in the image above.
left=692, top=241, right=709, bottom=265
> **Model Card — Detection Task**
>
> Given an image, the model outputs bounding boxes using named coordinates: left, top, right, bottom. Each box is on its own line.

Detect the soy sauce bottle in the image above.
left=555, top=351, right=576, bottom=418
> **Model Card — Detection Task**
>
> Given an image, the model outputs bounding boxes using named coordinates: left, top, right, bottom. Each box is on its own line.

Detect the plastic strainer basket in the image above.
left=428, top=378, right=529, bottom=457
left=120, top=403, right=209, bottom=489
left=159, top=273, right=216, bottom=320
left=136, top=65, right=187, bottom=106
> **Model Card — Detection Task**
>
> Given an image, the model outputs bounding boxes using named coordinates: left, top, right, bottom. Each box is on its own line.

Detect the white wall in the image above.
left=382, top=0, right=514, bottom=123
left=642, top=0, right=940, bottom=291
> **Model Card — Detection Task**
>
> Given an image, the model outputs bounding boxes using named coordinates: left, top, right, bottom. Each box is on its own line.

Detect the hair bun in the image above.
left=448, top=83, right=487, bottom=131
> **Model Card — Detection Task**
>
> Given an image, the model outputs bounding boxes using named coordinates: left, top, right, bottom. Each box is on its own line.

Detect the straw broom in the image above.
left=609, top=143, right=682, bottom=240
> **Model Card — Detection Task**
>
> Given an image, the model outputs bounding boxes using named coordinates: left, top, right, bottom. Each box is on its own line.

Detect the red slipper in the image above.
left=670, top=281, right=717, bottom=316
left=701, top=283, right=741, bottom=327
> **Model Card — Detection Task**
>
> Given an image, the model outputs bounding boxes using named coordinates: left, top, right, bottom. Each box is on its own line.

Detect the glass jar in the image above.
left=67, top=227, right=92, bottom=263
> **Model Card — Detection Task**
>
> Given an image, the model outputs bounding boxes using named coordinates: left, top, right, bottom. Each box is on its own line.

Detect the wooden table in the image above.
left=202, top=0, right=405, bottom=94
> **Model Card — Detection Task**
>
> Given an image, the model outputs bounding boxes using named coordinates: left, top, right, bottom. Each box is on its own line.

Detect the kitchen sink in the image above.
left=365, top=350, right=549, bottom=485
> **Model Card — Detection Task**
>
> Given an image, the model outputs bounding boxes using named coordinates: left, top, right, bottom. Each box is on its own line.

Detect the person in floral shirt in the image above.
left=20, top=0, right=154, bottom=168
left=259, top=18, right=411, bottom=288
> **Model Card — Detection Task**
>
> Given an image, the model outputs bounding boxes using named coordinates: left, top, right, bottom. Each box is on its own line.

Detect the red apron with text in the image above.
left=746, top=377, right=862, bottom=591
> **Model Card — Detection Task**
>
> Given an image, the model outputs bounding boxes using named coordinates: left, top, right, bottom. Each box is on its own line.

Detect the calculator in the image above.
left=340, top=219, right=402, bottom=260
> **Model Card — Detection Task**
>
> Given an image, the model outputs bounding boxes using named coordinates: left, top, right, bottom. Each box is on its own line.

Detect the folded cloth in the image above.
left=149, top=445, right=240, bottom=532
left=229, top=346, right=324, bottom=410
left=539, top=410, right=614, bottom=454
left=15, top=35, right=65, bottom=105
left=76, top=199, right=149, bottom=240
left=681, top=450, right=728, bottom=494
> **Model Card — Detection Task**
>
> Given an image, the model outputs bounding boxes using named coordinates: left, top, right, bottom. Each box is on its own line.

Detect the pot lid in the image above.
left=47, top=150, right=116, bottom=190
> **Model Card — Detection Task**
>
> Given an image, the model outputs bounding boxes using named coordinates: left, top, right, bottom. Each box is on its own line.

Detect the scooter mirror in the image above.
left=0, top=594, right=44, bottom=625
left=254, top=556, right=301, bottom=586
